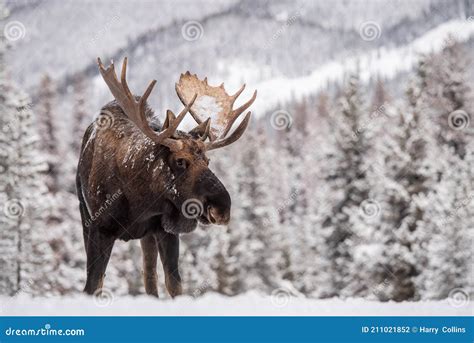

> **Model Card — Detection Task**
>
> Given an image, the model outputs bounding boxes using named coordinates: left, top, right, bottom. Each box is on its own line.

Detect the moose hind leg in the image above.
left=157, top=231, right=182, bottom=298
left=140, top=234, right=159, bottom=297
left=83, top=229, right=115, bottom=295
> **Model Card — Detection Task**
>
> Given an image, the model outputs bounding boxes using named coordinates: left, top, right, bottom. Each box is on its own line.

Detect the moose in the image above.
left=76, top=57, right=256, bottom=297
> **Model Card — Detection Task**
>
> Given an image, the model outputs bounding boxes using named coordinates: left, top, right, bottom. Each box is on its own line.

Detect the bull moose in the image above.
left=76, top=57, right=256, bottom=296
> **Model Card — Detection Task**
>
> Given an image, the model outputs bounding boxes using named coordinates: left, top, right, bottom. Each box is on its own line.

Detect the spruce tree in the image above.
left=321, top=74, right=369, bottom=296
left=36, top=74, right=59, bottom=192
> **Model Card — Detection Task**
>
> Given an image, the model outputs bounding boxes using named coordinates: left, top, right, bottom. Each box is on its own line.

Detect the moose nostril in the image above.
left=207, top=206, right=217, bottom=224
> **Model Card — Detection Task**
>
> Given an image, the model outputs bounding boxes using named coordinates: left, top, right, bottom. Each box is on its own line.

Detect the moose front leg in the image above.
left=140, top=234, right=159, bottom=297
left=157, top=231, right=182, bottom=298
left=84, top=229, right=115, bottom=295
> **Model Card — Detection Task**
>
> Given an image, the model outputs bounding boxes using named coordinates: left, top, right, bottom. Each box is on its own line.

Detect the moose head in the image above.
left=96, top=58, right=257, bottom=234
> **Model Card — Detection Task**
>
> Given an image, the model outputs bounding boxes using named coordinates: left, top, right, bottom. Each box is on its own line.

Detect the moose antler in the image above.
left=97, top=57, right=197, bottom=151
left=175, top=72, right=257, bottom=150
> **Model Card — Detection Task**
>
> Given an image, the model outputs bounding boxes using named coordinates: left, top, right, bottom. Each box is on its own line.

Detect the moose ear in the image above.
left=189, top=117, right=211, bottom=141
left=163, top=110, right=176, bottom=130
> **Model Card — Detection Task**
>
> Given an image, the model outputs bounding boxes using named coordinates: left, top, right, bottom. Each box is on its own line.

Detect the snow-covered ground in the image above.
left=1, top=292, right=472, bottom=316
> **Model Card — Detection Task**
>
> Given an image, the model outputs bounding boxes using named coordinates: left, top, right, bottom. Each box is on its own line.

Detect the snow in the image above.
left=6, top=0, right=237, bottom=87
left=193, top=95, right=225, bottom=136
left=1, top=292, right=471, bottom=316
left=238, top=19, right=474, bottom=116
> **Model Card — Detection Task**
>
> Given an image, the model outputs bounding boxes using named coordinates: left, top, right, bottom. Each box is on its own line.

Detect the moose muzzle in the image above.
left=197, top=169, right=231, bottom=225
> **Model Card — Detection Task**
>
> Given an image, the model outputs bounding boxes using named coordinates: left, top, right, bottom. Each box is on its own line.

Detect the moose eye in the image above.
left=175, top=158, right=188, bottom=169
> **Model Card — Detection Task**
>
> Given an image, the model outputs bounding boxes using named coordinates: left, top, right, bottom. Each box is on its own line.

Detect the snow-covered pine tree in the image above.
left=320, top=73, right=370, bottom=297
left=0, top=2, right=18, bottom=294
left=111, top=240, right=144, bottom=295
left=47, top=191, right=86, bottom=295
left=0, top=5, right=59, bottom=295
left=421, top=38, right=472, bottom=157
left=416, top=143, right=473, bottom=299
left=272, top=100, right=311, bottom=292
left=349, top=85, right=424, bottom=301
left=61, top=74, right=92, bottom=193
left=299, top=94, right=337, bottom=297
left=237, top=127, right=286, bottom=292
left=34, top=76, right=87, bottom=295
left=371, top=76, right=390, bottom=110
left=0, top=83, right=57, bottom=295
left=36, top=74, right=59, bottom=193
left=370, top=71, right=440, bottom=301
left=70, top=74, right=91, bottom=155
